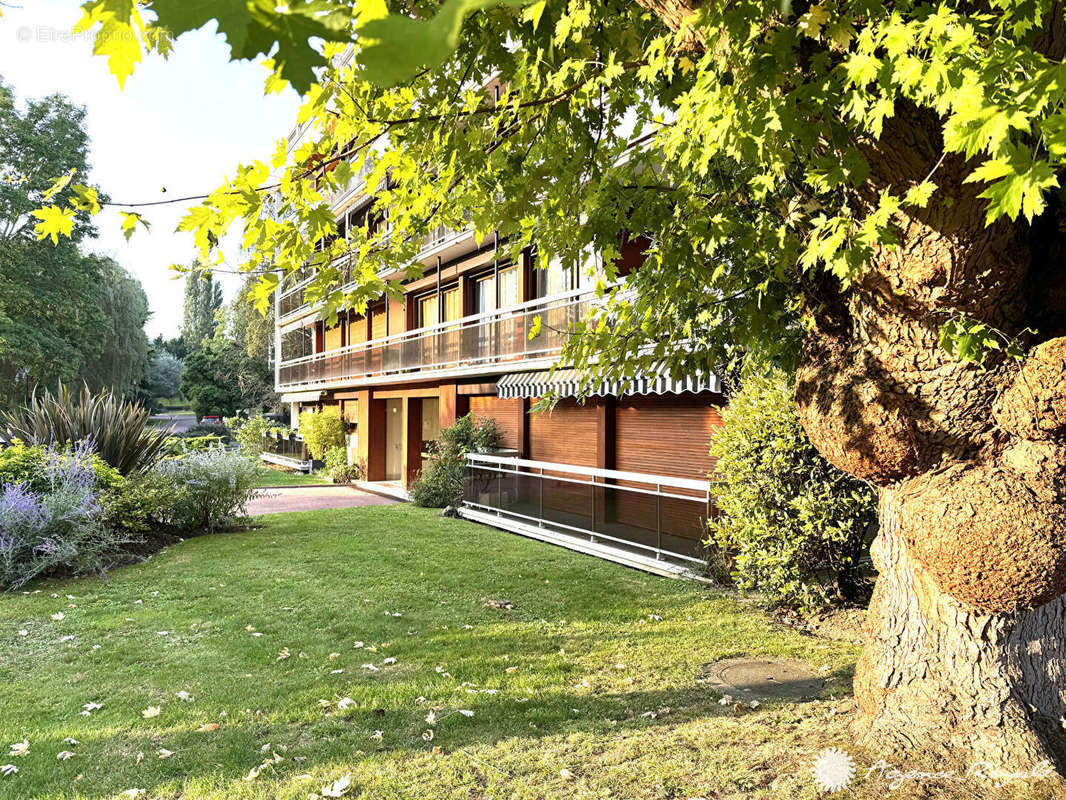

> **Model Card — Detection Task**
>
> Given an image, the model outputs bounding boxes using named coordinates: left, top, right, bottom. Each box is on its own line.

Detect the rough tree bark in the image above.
left=634, top=0, right=1066, bottom=774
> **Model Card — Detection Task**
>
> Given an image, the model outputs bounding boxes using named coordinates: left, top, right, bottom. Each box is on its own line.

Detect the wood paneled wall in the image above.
left=615, top=395, right=723, bottom=481
left=528, top=399, right=599, bottom=467
left=469, top=396, right=525, bottom=452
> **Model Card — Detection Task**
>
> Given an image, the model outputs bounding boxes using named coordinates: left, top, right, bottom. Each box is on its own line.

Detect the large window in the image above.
left=417, top=293, right=438, bottom=328
left=474, top=264, right=520, bottom=314
left=281, top=326, right=314, bottom=361
left=416, top=285, right=462, bottom=328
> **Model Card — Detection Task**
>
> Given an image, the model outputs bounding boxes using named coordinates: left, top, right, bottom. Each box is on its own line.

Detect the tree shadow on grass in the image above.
left=16, top=656, right=853, bottom=799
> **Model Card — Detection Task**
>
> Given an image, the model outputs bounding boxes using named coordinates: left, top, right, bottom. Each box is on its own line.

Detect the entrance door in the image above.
left=385, top=399, right=403, bottom=481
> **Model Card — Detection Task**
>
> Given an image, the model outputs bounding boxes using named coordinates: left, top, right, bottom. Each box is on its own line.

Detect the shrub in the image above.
left=299, top=408, right=345, bottom=460
left=162, top=435, right=225, bottom=456
left=101, top=470, right=184, bottom=536
left=707, top=369, right=878, bottom=610
left=323, top=445, right=362, bottom=484
left=154, top=447, right=265, bottom=533
left=232, top=415, right=272, bottom=456
left=409, top=414, right=502, bottom=508
left=0, top=383, right=170, bottom=474
left=177, top=422, right=231, bottom=440
left=0, top=444, right=123, bottom=590
left=0, top=442, right=121, bottom=494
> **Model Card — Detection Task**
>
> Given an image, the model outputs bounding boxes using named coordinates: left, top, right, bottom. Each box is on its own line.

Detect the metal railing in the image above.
left=260, top=431, right=313, bottom=472
left=277, top=219, right=474, bottom=324
left=277, top=286, right=597, bottom=389
left=461, top=453, right=711, bottom=563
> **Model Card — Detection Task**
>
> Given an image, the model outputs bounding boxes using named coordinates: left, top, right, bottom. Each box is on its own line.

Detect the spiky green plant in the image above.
left=0, top=383, right=172, bottom=475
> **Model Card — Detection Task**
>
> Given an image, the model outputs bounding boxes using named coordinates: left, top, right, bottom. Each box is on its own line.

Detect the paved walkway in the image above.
left=248, top=486, right=401, bottom=515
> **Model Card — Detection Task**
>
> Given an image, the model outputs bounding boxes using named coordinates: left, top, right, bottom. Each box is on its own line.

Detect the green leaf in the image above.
left=523, top=0, right=547, bottom=31
left=69, top=184, right=102, bottom=215
left=902, top=180, right=936, bottom=208
left=357, top=0, right=536, bottom=88
left=120, top=211, right=151, bottom=241
left=32, top=205, right=76, bottom=244
left=42, top=169, right=76, bottom=201
left=76, top=0, right=144, bottom=89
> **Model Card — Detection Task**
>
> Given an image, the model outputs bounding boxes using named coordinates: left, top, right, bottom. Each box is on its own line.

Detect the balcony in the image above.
left=277, top=222, right=476, bottom=324
left=277, top=286, right=598, bottom=390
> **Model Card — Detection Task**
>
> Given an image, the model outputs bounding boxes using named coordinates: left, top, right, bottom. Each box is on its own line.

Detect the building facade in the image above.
left=273, top=119, right=725, bottom=571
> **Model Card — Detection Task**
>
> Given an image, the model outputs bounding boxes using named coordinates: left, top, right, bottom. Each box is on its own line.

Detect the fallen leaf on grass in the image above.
left=328, top=652, right=340, bottom=660
left=277, top=648, right=291, bottom=661
left=8, top=741, right=28, bottom=757
left=382, top=657, right=396, bottom=665
left=121, top=789, right=145, bottom=798
left=369, top=731, right=383, bottom=741
left=56, top=751, right=74, bottom=761
left=0, top=765, right=16, bottom=776
left=559, top=768, right=574, bottom=780
left=320, top=773, right=352, bottom=797
left=16, top=630, right=27, bottom=636
left=156, top=749, right=174, bottom=759
left=50, top=612, right=65, bottom=621
left=141, top=706, right=161, bottom=719
left=337, top=697, right=355, bottom=710
left=63, top=738, right=79, bottom=746
left=197, top=723, right=219, bottom=732
left=458, top=710, right=474, bottom=718
left=176, top=691, right=192, bottom=702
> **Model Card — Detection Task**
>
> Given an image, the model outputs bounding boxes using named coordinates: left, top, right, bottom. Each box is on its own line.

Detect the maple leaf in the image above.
left=119, top=211, right=150, bottom=241
left=141, top=706, right=161, bottom=718
left=8, top=741, right=28, bottom=757
left=320, top=773, right=353, bottom=797
left=152, top=0, right=352, bottom=94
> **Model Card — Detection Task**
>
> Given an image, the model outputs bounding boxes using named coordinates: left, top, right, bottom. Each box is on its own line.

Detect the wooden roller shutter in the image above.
left=468, top=396, right=523, bottom=451
left=528, top=399, right=598, bottom=467
left=615, top=395, right=723, bottom=481
left=613, top=395, right=723, bottom=554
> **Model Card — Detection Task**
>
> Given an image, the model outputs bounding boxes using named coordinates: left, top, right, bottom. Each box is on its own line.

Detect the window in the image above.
left=442, top=286, right=462, bottom=323
left=281, top=326, right=314, bottom=361
left=417, top=293, right=438, bottom=328
left=475, top=274, right=495, bottom=314
left=474, top=265, right=520, bottom=314
left=498, top=265, right=520, bottom=308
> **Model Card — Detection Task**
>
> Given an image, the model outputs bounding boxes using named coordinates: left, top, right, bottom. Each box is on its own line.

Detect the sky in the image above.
left=0, top=1, right=303, bottom=339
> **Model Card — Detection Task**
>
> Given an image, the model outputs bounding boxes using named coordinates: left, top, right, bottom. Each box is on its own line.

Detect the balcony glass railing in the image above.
left=462, top=453, right=711, bottom=563
left=277, top=286, right=597, bottom=389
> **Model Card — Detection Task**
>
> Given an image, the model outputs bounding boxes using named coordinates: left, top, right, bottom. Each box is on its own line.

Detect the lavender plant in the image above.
left=0, top=443, right=119, bottom=590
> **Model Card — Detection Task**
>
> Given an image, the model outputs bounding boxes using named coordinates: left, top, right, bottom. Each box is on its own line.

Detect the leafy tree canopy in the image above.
left=56, top=0, right=1066, bottom=379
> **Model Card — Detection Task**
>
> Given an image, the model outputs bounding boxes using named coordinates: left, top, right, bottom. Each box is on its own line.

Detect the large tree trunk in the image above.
left=633, top=0, right=1066, bottom=775
left=856, top=489, right=1066, bottom=771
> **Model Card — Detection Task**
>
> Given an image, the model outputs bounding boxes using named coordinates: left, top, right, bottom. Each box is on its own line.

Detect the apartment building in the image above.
left=273, top=120, right=724, bottom=574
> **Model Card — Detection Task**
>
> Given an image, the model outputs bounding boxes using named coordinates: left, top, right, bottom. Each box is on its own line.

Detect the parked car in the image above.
left=200, top=415, right=222, bottom=424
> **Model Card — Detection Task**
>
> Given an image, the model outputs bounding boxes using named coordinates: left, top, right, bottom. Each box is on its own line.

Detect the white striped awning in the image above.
left=496, top=367, right=720, bottom=400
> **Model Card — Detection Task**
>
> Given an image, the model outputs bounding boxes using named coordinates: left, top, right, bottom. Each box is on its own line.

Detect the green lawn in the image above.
left=255, top=468, right=326, bottom=487
left=1, top=505, right=1022, bottom=800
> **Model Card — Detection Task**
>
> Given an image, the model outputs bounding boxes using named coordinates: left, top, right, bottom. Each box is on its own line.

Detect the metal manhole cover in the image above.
left=704, top=658, right=824, bottom=701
